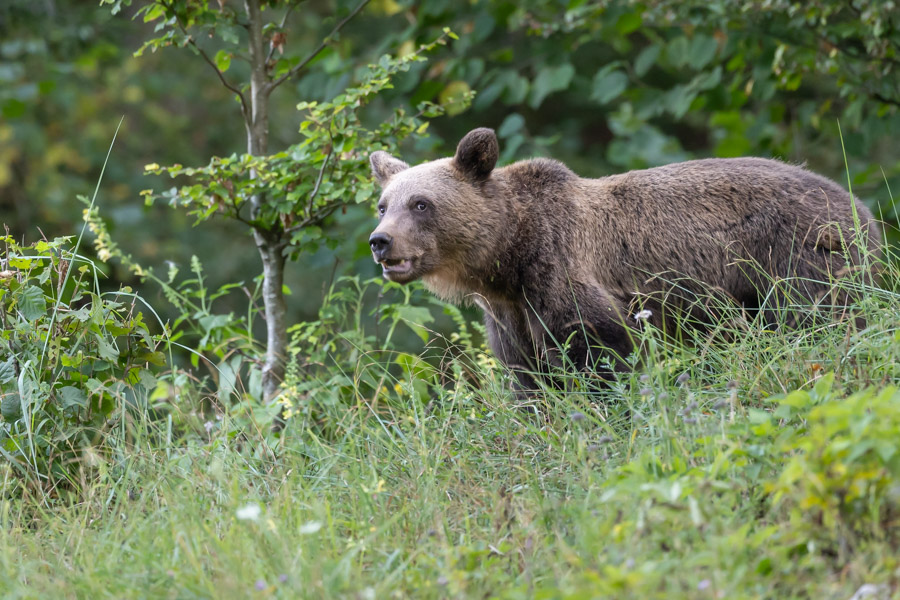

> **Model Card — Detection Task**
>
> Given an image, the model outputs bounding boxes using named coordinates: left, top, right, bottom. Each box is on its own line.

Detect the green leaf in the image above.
left=592, top=66, right=628, bottom=105
left=1, top=391, right=22, bottom=420
left=142, top=3, right=166, bottom=22
left=0, top=357, right=15, bottom=385
left=666, top=36, right=689, bottom=69
left=497, top=113, right=525, bottom=138
left=58, top=386, right=87, bottom=410
left=217, top=356, right=241, bottom=404
left=529, top=63, right=575, bottom=109
left=439, top=80, right=471, bottom=116
left=96, top=336, right=119, bottom=362
left=19, top=285, right=47, bottom=322
left=134, top=350, right=166, bottom=366
left=615, top=12, right=642, bottom=35
left=138, top=369, right=158, bottom=392
left=214, top=50, right=231, bottom=73
left=688, top=35, right=718, bottom=70
left=811, top=372, right=835, bottom=402
left=634, top=45, right=660, bottom=77
left=394, top=305, right=434, bottom=343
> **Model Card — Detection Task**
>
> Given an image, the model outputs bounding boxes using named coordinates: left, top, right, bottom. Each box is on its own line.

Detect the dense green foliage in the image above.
left=0, top=236, right=163, bottom=491
left=3, top=0, right=898, bottom=311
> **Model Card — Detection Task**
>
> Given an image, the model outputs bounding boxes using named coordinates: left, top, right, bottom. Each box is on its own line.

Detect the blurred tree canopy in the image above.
left=2, top=0, right=898, bottom=330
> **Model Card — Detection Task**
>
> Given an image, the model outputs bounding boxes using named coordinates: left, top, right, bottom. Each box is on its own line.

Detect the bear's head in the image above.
left=368, top=128, right=507, bottom=300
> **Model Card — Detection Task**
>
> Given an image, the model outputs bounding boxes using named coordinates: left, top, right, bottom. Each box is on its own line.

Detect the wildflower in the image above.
left=570, top=411, right=586, bottom=422
left=633, top=309, right=653, bottom=322
left=437, top=576, right=449, bottom=586
left=727, top=379, right=738, bottom=390
left=639, top=387, right=652, bottom=396
left=255, top=579, right=266, bottom=591
left=597, top=435, right=613, bottom=444
left=639, top=374, right=650, bottom=382
left=278, top=574, right=288, bottom=584
left=236, top=503, right=261, bottom=521
left=676, top=372, right=690, bottom=385
left=698, top=579, right=711, bottom=591
left=299, top=521, right=323, bottom=534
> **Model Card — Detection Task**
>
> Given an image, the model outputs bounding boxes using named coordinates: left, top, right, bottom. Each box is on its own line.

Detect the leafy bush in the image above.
left=280, top=276, right=492, bottom=436
left=0, top=236, right=164, bottom=493
left=767, top=374, right=900, bottom=547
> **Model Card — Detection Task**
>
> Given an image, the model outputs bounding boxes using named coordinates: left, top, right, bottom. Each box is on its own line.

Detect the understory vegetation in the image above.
left=1, top=228, right=898, bottom=598
left=3, top=0, right=900, bottom=597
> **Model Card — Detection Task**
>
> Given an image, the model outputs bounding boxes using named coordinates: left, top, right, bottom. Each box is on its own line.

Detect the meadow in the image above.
left=1, top=232, right=897, bottom=599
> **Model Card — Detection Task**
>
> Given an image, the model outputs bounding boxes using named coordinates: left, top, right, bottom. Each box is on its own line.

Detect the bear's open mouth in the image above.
left=381, top=257, right=413, bottom=275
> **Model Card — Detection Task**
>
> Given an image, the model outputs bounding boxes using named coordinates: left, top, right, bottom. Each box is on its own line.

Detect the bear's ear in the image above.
left=370, top=151, right=409, bottom=186
left=452, top=128, right=498, bottom=181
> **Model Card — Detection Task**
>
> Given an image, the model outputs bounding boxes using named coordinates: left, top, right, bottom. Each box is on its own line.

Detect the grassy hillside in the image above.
left=1, top=241, right=897, bottom=599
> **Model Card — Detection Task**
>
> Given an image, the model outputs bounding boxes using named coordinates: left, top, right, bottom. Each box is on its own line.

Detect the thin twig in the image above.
left=167, top=0, right=250, bottom=120
left=873, top=92, right=900, bottom=108
left=266, top=0, right=371, bottom=93
left=305, top=148, right=332, bottom=217
left=264, top=0, right=301, bottom=65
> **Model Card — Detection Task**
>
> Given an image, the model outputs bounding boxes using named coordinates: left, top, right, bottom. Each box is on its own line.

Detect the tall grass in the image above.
left=1, top=224, right=897, bottom=598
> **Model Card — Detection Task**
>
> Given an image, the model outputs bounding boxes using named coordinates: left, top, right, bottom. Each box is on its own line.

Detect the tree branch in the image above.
left=169, top=6, right=250, bottom=121
left=264, top=0, right=302, bottom=65
left=266, top=0, right=371, bottom=94
left=305, top=146, right=332, bottom=217
left=872, top=92, right=900, bottom=109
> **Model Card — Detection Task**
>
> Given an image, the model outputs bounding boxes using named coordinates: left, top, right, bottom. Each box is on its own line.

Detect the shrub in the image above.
left=0, top=236, right=163, bottom=494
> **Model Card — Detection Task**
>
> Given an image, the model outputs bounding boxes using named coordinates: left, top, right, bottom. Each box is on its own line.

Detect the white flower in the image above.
left=633, top=309, right=653, bottom=321
left=236, top=503, right=261, bottom=521
left=299, top=521, right=323, bottom=534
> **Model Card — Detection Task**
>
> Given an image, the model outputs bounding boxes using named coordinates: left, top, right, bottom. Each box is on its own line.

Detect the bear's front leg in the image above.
left=551, top=283, right=634, bottom=378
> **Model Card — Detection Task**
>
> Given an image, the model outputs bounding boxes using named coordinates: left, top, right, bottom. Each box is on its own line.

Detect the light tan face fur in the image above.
left=369, top=156, right=496, bottom=301
left=369, top=128, right=504, bottom=302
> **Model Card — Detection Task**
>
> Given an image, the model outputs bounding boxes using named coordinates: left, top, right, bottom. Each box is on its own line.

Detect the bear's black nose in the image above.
left=369, top=232, right=393, bottom=259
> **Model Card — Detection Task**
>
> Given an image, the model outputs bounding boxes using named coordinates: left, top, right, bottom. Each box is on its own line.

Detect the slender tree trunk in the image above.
left=245, top=0, right=287, bottom=403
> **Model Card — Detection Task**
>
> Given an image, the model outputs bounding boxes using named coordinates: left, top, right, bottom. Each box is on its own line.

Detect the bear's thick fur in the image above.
left=369, top=128, right=880, bottom=389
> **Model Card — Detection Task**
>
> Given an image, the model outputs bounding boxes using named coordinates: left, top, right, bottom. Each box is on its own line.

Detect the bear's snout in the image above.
left=369, top=231, right=393, bottom=261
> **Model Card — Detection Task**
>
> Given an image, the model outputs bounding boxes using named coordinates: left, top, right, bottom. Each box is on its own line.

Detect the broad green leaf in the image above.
left=1, top=391, right=21, bottom=420
left=592, top=66, right=628, bottom=105
left=529, top=63, right=575, bottom=109
left=634, top=45, right=660, bottom=77
left=393, top=305, right=433, bottom=343
left=439, top=80, right=471, bottom=116
left=0, top=356, right=15, bottom=384
left=688, top=35, right=718, bottom=69
left=666, top=36, right=689, bottom=69
left=615, top=12, right=643, bottom=34
left=95, top=335, right=119, bottom=362
left=497, top=113, right=525, bottom=138
left=19, top=285, right=47, bottom=321
left=58, top=386, right=87, bottom=410
left=214, top=50, right=231, bottom=73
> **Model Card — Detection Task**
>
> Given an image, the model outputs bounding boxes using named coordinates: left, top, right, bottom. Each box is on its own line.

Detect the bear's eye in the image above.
left=377, top=204, right=386, bottom=216
left=414, top=200, right=428, bottom=212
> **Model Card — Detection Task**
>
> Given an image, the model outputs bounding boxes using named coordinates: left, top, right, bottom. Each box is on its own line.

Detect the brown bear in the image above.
left=368, top=128, right=880, bottom=390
